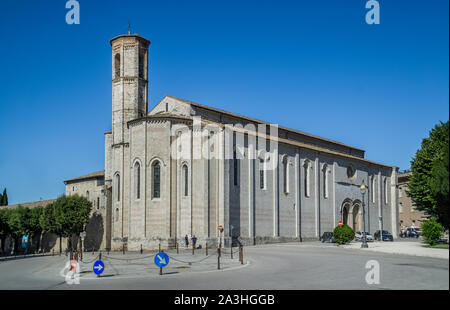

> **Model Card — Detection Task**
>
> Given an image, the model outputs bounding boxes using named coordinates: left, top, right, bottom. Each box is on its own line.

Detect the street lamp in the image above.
left=360, top=183, right=369, bottom=248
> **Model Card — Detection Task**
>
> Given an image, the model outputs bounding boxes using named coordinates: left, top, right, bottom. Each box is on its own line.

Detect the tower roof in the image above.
left=110, top=34, right=151, bottom=46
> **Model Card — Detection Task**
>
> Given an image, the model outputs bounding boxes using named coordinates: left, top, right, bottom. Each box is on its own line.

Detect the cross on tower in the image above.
left=127, top=21, right=131, bottom=35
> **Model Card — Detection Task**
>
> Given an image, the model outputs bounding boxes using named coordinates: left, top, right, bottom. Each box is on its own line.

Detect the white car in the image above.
left=355, top=231, right=374, bottom=242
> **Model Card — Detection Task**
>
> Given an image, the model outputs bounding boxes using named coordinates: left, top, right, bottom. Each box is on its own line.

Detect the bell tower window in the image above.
left=114, top=53, right=120, bottom=79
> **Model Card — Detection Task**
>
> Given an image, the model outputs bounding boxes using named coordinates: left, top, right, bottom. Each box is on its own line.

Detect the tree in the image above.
left=39, top=203, right=63, bottom=254
left=53, top=195, right=92, bottom=251
left=408, top=121, right=449, bottom=228
left=29, top=206, right=44, bottom=253
left=421, top=220, right=445, bottom=246
left=333, top=224, right=355, bottom=245
left=7, top=206, right=31, bottom=254
left=0, top=208, right=12, bottom=254
left=0, top=188, right=8, bottom=206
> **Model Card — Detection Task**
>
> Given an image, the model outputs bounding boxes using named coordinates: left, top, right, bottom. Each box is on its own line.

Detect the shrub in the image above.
left=333, top=224, right=355, bottom=245
left=421, top=219, right=445, bottom=245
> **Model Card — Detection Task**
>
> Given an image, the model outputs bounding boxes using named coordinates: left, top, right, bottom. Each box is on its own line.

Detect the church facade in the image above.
left=66, top=33, right=399, bottom=251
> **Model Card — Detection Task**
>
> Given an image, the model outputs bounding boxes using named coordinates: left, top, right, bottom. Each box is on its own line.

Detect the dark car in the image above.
left=320, top=232, right=335, bottom=243
left=374, top=230, right=394, bottom=241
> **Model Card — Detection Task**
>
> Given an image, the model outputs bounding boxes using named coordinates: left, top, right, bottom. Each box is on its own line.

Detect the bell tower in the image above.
left=110, top=34, right=150, bottom=145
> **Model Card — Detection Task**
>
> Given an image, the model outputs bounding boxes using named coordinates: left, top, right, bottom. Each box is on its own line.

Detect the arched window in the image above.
left=283, top=156, right=289, bottom=194
left=115, top=173, right=120, bottom=201
left=182, top=164, right=188, bottom=196
left=322, top=164, right=328, bottom=199
left=303, top=160, right=310, bottom=198
left=114, top=53, right=120, bottom=79
left=115, top=208, right=119, bottom=221
left=134, top=161, right=141, bottom=199
left=152, top=162, right=161, bottom=198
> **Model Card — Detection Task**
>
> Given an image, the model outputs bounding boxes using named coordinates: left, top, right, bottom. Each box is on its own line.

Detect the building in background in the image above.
left=398, top=170, right=427, bottom=229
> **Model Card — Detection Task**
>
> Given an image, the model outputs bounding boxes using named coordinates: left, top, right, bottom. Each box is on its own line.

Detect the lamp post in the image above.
left=360, top=183, right=369, bottom=248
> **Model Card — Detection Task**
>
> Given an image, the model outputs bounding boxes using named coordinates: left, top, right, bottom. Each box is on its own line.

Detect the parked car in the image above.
left=374, top=230, right=394, bottom=241
left=439, top=230, right=449, bottom=244
left=320, top=232, right=335, bottom=243
left=355, top=231, right=374, bottom=242
left=407, top=227, right=420, bottom=238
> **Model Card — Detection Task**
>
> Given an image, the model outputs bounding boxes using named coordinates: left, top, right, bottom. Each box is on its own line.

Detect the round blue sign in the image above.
left=93, top=260, right=105, bottom=275
left=154, top=252, right=169, bottom=268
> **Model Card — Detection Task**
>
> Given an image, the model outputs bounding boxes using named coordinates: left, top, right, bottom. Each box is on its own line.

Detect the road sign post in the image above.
left=93, top=259, right=105, bottom=277
left=154, top=252, right=169, bottom=275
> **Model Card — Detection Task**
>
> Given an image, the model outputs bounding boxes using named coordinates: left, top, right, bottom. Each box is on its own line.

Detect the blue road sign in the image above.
left=154, top=252, right=169, bottom=268
left=93, top=260, right=105, bottom=275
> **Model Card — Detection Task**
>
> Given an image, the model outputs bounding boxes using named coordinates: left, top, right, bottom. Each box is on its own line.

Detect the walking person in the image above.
left=184, top=235, right=189, bottom=248
left=192, top=235, right=197, bottom=249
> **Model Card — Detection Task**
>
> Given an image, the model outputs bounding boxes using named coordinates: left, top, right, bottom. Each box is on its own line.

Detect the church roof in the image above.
left=64, top=170, right=105, bottom=184
left=161, top=95, right=365, bottom=154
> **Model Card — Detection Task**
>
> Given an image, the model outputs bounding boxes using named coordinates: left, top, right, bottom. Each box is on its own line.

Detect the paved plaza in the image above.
left=0, top=241, right=448, bottom=290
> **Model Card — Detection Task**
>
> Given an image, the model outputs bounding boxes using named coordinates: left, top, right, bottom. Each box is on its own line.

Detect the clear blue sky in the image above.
left=0, top=0, right=448, bottom=204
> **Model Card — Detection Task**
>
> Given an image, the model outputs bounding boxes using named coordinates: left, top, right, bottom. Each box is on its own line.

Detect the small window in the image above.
left=153, top=162, right=161, bottom=198
left=115, top=173, right=120, bottom=201
left=347, top=165, right=356, bottom=180
left=259, top=158, right=266, bottom=190
left=115, top=208, right=119, bottom=221
left=183, top=164, right=188, bottom=196
left=399, top=187, right=402, bottom=198
left=399, top=202, right=403, bottom=213
left=322, top=164, right=328, bottom=199
left=86, top=191, right=89, bottom=198
left=114, top=53, right=120, bottom=79
left=283, top=156, right=289, bottom=194
left=138, top=52, right=145, bottom=79
left=97, top=197, right=100, bottom=210
left=134, top=161, right=141, bottom=199
left=303, top=160, right=310, bottom=198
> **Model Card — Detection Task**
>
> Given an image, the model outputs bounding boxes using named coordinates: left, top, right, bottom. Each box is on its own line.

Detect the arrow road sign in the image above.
left=154, top=252, right=169, bottom=268
left=93, top=260, right=105, bottom=275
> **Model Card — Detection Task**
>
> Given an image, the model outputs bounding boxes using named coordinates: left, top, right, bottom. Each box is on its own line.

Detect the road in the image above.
left=0, top=242, right=448, bottom=290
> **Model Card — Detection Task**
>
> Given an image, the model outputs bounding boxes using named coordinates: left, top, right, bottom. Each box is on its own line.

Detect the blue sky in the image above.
left=0, top=0, right=448, bottom=204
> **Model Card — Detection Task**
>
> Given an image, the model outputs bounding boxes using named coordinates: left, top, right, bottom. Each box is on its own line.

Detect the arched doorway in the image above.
left=352, top=204, right=360, bottom=232
left=341, top=199, right=352, bottom=226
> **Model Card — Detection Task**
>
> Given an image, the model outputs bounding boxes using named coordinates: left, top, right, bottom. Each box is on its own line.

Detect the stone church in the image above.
left=65, top=33, right=399, bottom=251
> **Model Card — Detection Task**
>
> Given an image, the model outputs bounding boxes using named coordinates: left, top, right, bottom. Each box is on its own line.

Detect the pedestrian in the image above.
left=406, top=229, right=410, bottom=238
left=192, top=235, right=197, bottom=249
left=184, top=235, right=189, bottom=248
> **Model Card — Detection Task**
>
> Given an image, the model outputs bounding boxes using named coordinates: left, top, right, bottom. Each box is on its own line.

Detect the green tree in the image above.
left=0, top=189, right=8, bottom=206
left=53, top=195, right=92, bottom=251
left=333, top=224, right=355, bottom=245
left=0, top=208, right=12, bottom=254
left=408, top=121, right=449, bottom=228
left=421, top=219, right=445, bottom=246
left=7, top=206, right=31, bottom=254
left=29, top=206, right=44, bottom=253
left=39, top=203, right=63, bottom=254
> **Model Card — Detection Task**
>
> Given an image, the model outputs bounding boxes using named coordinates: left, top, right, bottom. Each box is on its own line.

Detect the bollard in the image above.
left=192, top=243, right=195, bottom=255
left=176, top=243, right=179, bottom=254
left=231, top=244, right=233, bottom=260
left=122, top=244, right=125, bottom=255
left=140, top=244, right=143, bottom=254
left=159, top=243, right=161, bottom=252
left=98, top=252, right=102, bottom=278
left=240, top=245, right=244, bottom=265
left=206, top=242, right=208, bottom=256
left=159, top=267, right=162, bottom=276
left=217, top=248, right=221, bottom=270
